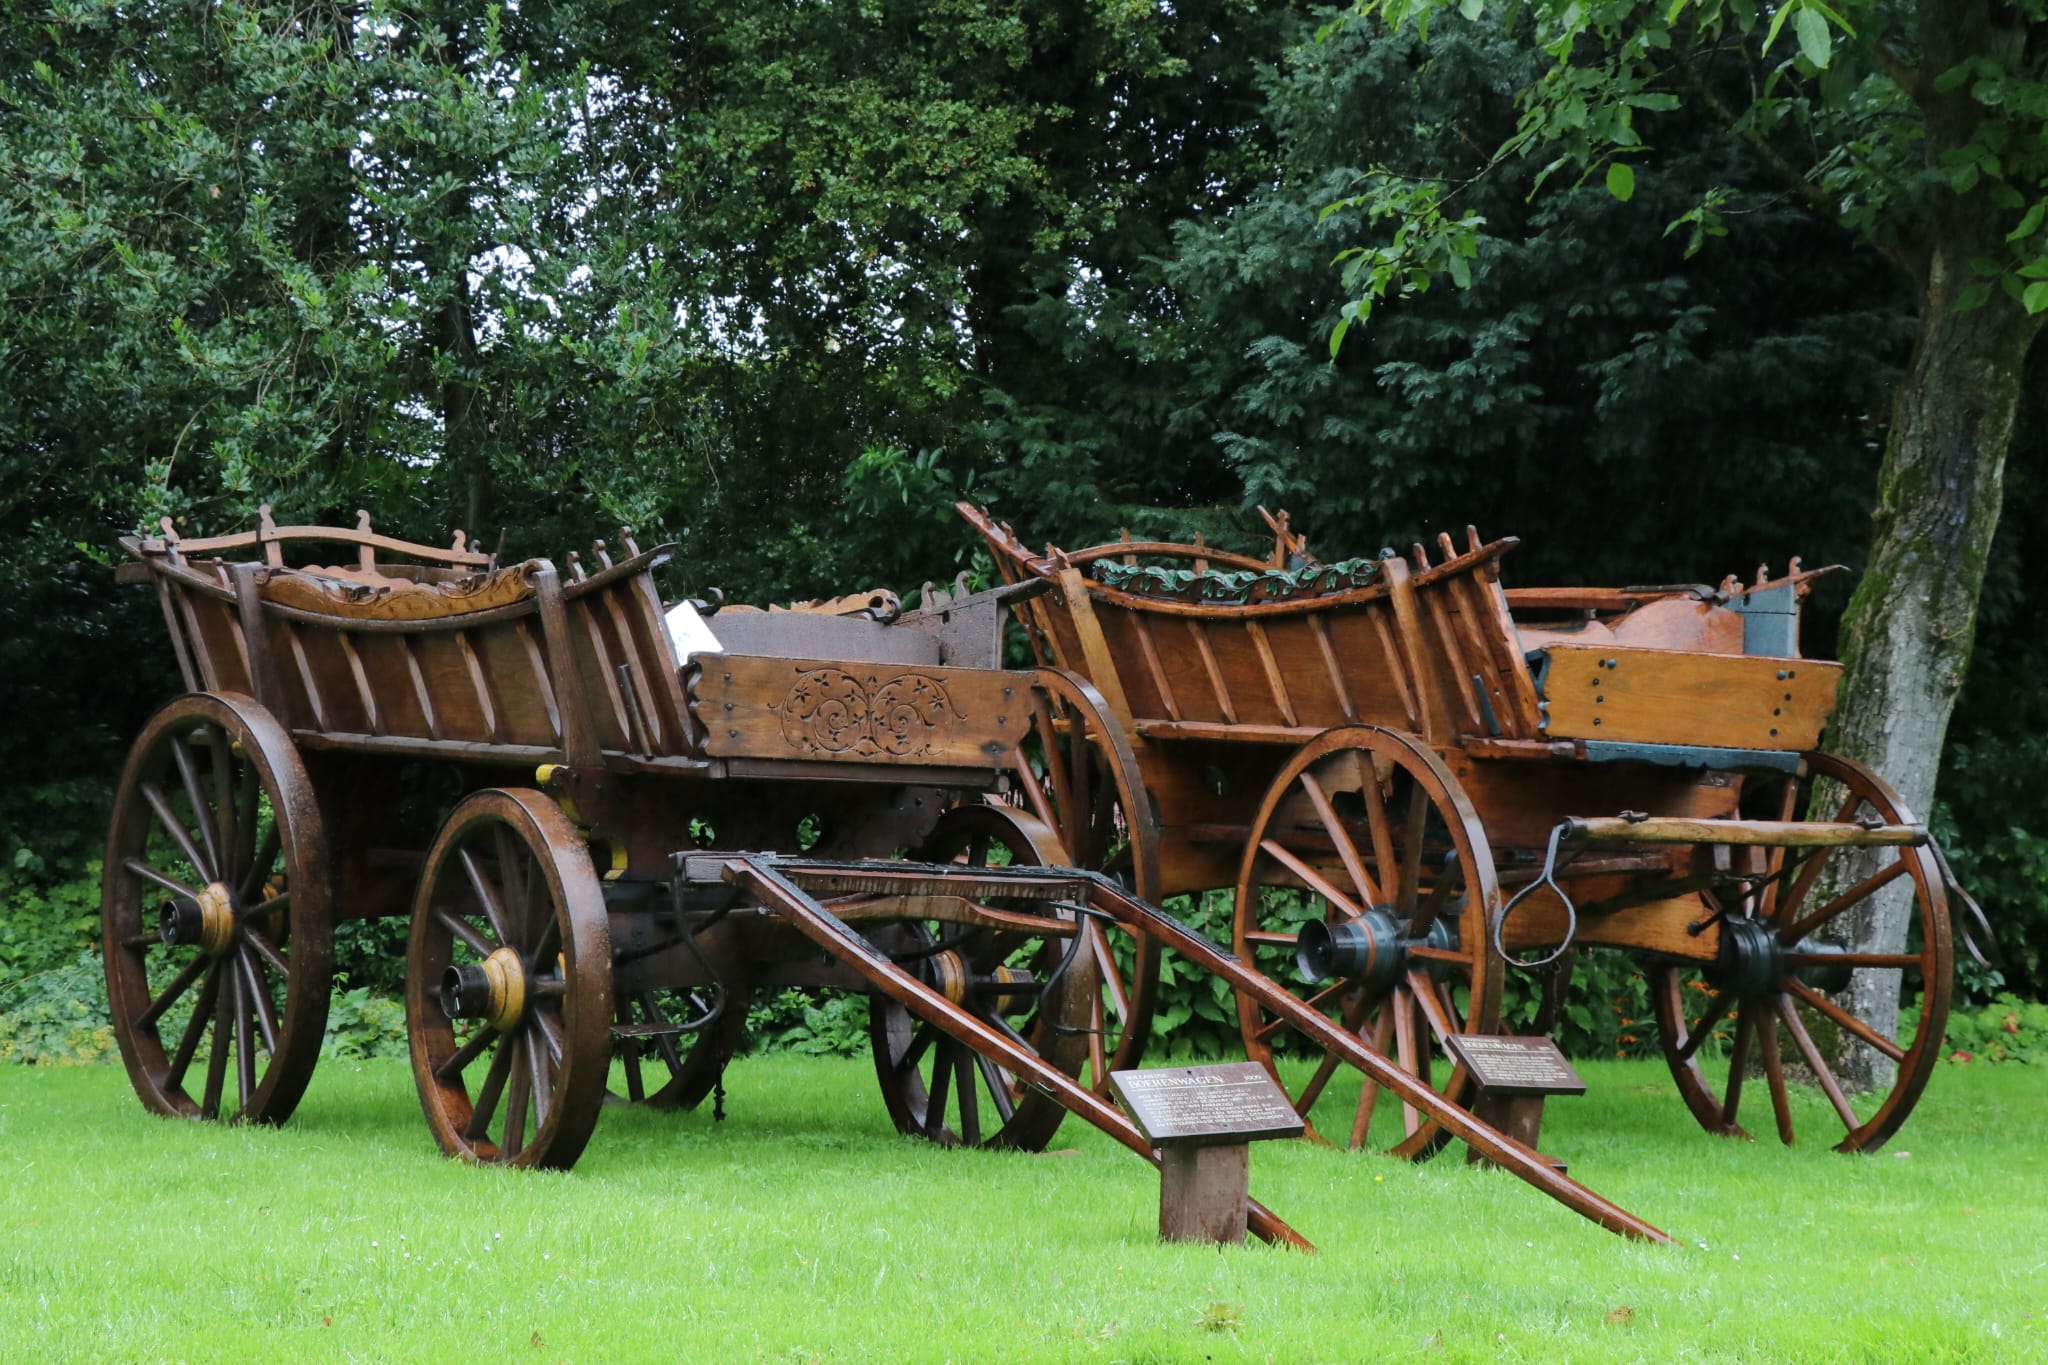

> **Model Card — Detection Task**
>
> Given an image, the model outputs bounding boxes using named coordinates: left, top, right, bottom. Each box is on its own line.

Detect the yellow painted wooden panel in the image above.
left=1541, top=645, right=1839, bottom=750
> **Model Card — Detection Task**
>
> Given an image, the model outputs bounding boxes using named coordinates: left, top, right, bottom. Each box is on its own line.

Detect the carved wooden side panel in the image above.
left=695, top=657, right=1031, bottom=766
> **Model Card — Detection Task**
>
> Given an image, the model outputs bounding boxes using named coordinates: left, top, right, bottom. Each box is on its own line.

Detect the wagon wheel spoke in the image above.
left=530, top=914, right=562, bottom=973
left=924, top=1041, right=954, bottom=1141
left=169, top=740, right=224, bottom=882
left=459, top=847, right=511, bottom=944
left=242, top=921, right=290, bottom=980
left=896, top=1021, right=939, bottom=1075
left=1293, top=1049, right=1346, bottom=1118
left=1777, top=995, right=1860, bottom=1134
left=1356, top=767, right=1399, bottom=907
left=1754, top=777, right=1801, bottom=921
left=236, top=945, right=280, bottom=1055
left=464, top=1037, right=516, bottom=1143
left=1258, top=839, right=1365, bottom=919
left=1786, top=950, right=1921, bottom=970
left=124, top=857, right=202, bottom=903
left=502, top=1040, right=532, bottom=1158
left=1391, top=989, right=1422, bottom=1138
left=141, top=782, right=214, bottom=884
left=237, top=821, right=281, bottom=905
left=232, top=962, right=257, bottom=1112
left=201, top=977, right=232, bottom=1119
left=1769, top=790, right=1861, bottom=927
left=1350, top=1007, right=1397, bottom=1148
left=1299, top=772, right=1380, bottom=907
left=618, top=999, right=647, bottom=1102
left=953, top=1050, right=980, bottom=1147
left=1673, top=988, right=1735, bottom=1063
left=974, top=1052, right=1018, bottom=1124
left=1396, top=786, right=1429, bottom=926
left=436, top=1024, right=500, bottom=1083
left=136, top=954, right=210, bottom=1031
left=1781, top=859, right=1910, bottom=945
left=220, top=734, right=256, bottom=889
left=1719, top=1004, right=1756, bottom=1129
left=166, top=963, right=224, bottom=1092
left=525, top=1027, right=553, bottom=1131
left=1755, top=1007, right=1795, bottom=1145
left=1783, top=978, right=1907, bottom=1063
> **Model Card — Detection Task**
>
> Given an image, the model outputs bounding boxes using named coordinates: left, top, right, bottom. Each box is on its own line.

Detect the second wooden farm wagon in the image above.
left=962, top=504, right=1961, bottom=1159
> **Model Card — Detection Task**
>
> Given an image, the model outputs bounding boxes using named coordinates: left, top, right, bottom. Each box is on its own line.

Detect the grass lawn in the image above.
left=0, top=1054, right=2042, bottom=1363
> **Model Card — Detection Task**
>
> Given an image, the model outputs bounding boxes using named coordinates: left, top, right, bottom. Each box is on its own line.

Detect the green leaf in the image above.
left=1956, top=281, right=1993, bottom=312
left=1606, top=161, right=1636, bottom=202
left=1794, top=8, right=1831, bottom=68
left=1459, top=0, right=1484, bottom=19
left=1761, top=2, right=1793, bottom=53
left=2025, top=282, right=2048, bottom=316
left=2008, top=204, right=2045, bottom=243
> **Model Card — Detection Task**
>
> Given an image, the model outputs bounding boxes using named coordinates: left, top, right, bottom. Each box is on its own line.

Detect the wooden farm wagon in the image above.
left=962, top=503, right=1970, bottom=1159
left=104, top=509, right=1674, bottom=1248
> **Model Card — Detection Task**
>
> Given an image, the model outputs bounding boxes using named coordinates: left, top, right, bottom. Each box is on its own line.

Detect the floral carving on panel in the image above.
left=771, top=669, right=961, bottom=759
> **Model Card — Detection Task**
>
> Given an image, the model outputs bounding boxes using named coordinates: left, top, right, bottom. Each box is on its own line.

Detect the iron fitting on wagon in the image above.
left=1295, top=907, right=1458, bottom=995
left=158, top=882, right=238, bottom=957
left=441, top=946, right=529, bottom=1033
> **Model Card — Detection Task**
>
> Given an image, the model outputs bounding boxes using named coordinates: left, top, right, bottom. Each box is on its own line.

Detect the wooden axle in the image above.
left=1562, top=816, right=1926, bottom=847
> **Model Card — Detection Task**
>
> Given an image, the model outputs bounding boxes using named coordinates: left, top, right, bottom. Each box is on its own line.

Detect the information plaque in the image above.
left=1443, top=1035, right=1587, bottom=1097
left=1108, top=1063, right=1305, bottom=1149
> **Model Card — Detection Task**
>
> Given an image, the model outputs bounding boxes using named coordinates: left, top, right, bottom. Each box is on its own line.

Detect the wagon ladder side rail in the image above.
left=718, top=855, right=1314, bottom=1253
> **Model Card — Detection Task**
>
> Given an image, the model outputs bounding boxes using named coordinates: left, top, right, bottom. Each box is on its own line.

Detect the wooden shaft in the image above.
left=1564, top=817, right=1926, bottom=847
left=731, top=859, right=1314, bottom=1253
left=1080, top=879, right=1673, bottom=1244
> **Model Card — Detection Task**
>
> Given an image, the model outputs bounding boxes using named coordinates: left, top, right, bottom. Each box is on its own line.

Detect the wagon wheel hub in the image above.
left=1708, top=916, right=1787, bottom=1002
left=158, top=881, right=239, bottom=958
left=441, top=946, right=530, bottom=1033
left=1295, top=907, right=1461, bottom=997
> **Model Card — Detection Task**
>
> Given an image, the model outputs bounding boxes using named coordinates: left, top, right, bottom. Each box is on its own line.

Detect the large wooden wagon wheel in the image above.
left=1002, top=667, right=1161, bottom=1088
left=868, top=803, right=1099, bottom=1149
left=407, top=789, right=613, bottom=1169
left=1651, top=753, right=1950, bottom=1153
left=102, top=692, right=334, bottom=1124
left=1232, top=726, right=1502, bottom=1159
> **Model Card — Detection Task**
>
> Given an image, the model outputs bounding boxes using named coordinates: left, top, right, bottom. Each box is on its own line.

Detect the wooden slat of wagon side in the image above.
left=697, top=656, right=1033, bottom=766
left=1540, top=645, right=1840, bottom=750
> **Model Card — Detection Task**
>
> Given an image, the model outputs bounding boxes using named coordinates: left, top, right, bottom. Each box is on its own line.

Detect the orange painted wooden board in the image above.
left=696, top=655, right=1031, bottom=766
left=1539, top=645, right=1839, bottom=750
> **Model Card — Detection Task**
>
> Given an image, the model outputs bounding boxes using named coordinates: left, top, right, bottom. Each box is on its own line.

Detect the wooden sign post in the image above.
left=1109, top=1063, right=1304, bottom=1245
left=1444, top=1035, right=1586, bottom=1174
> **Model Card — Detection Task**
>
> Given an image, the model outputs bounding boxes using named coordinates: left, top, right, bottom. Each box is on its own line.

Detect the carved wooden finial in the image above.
left=1437, top=531, right=1458, bottom=561
left=1755, top=563, right=1771, bottom=588
left=1411, top=543, right=1430, bottom=570
left=619, top=526, right=640, bottom=557
left=592, top=539, right=614, bottom=570
left=1466, top=525, right=1482, bottom=553
left=1719, top=573, right=1741, bottom=598
left=158, top=516, right=181, bottom=544
left=567, top=550, right=587, bottom=582
left=355, top=509, right=372, bottom=533
left=451, top=528, right=469, bottom=553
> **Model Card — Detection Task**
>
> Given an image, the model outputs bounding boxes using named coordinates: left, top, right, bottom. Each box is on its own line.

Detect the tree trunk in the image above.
left=1826, top=235, right=2043, bottom=1084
